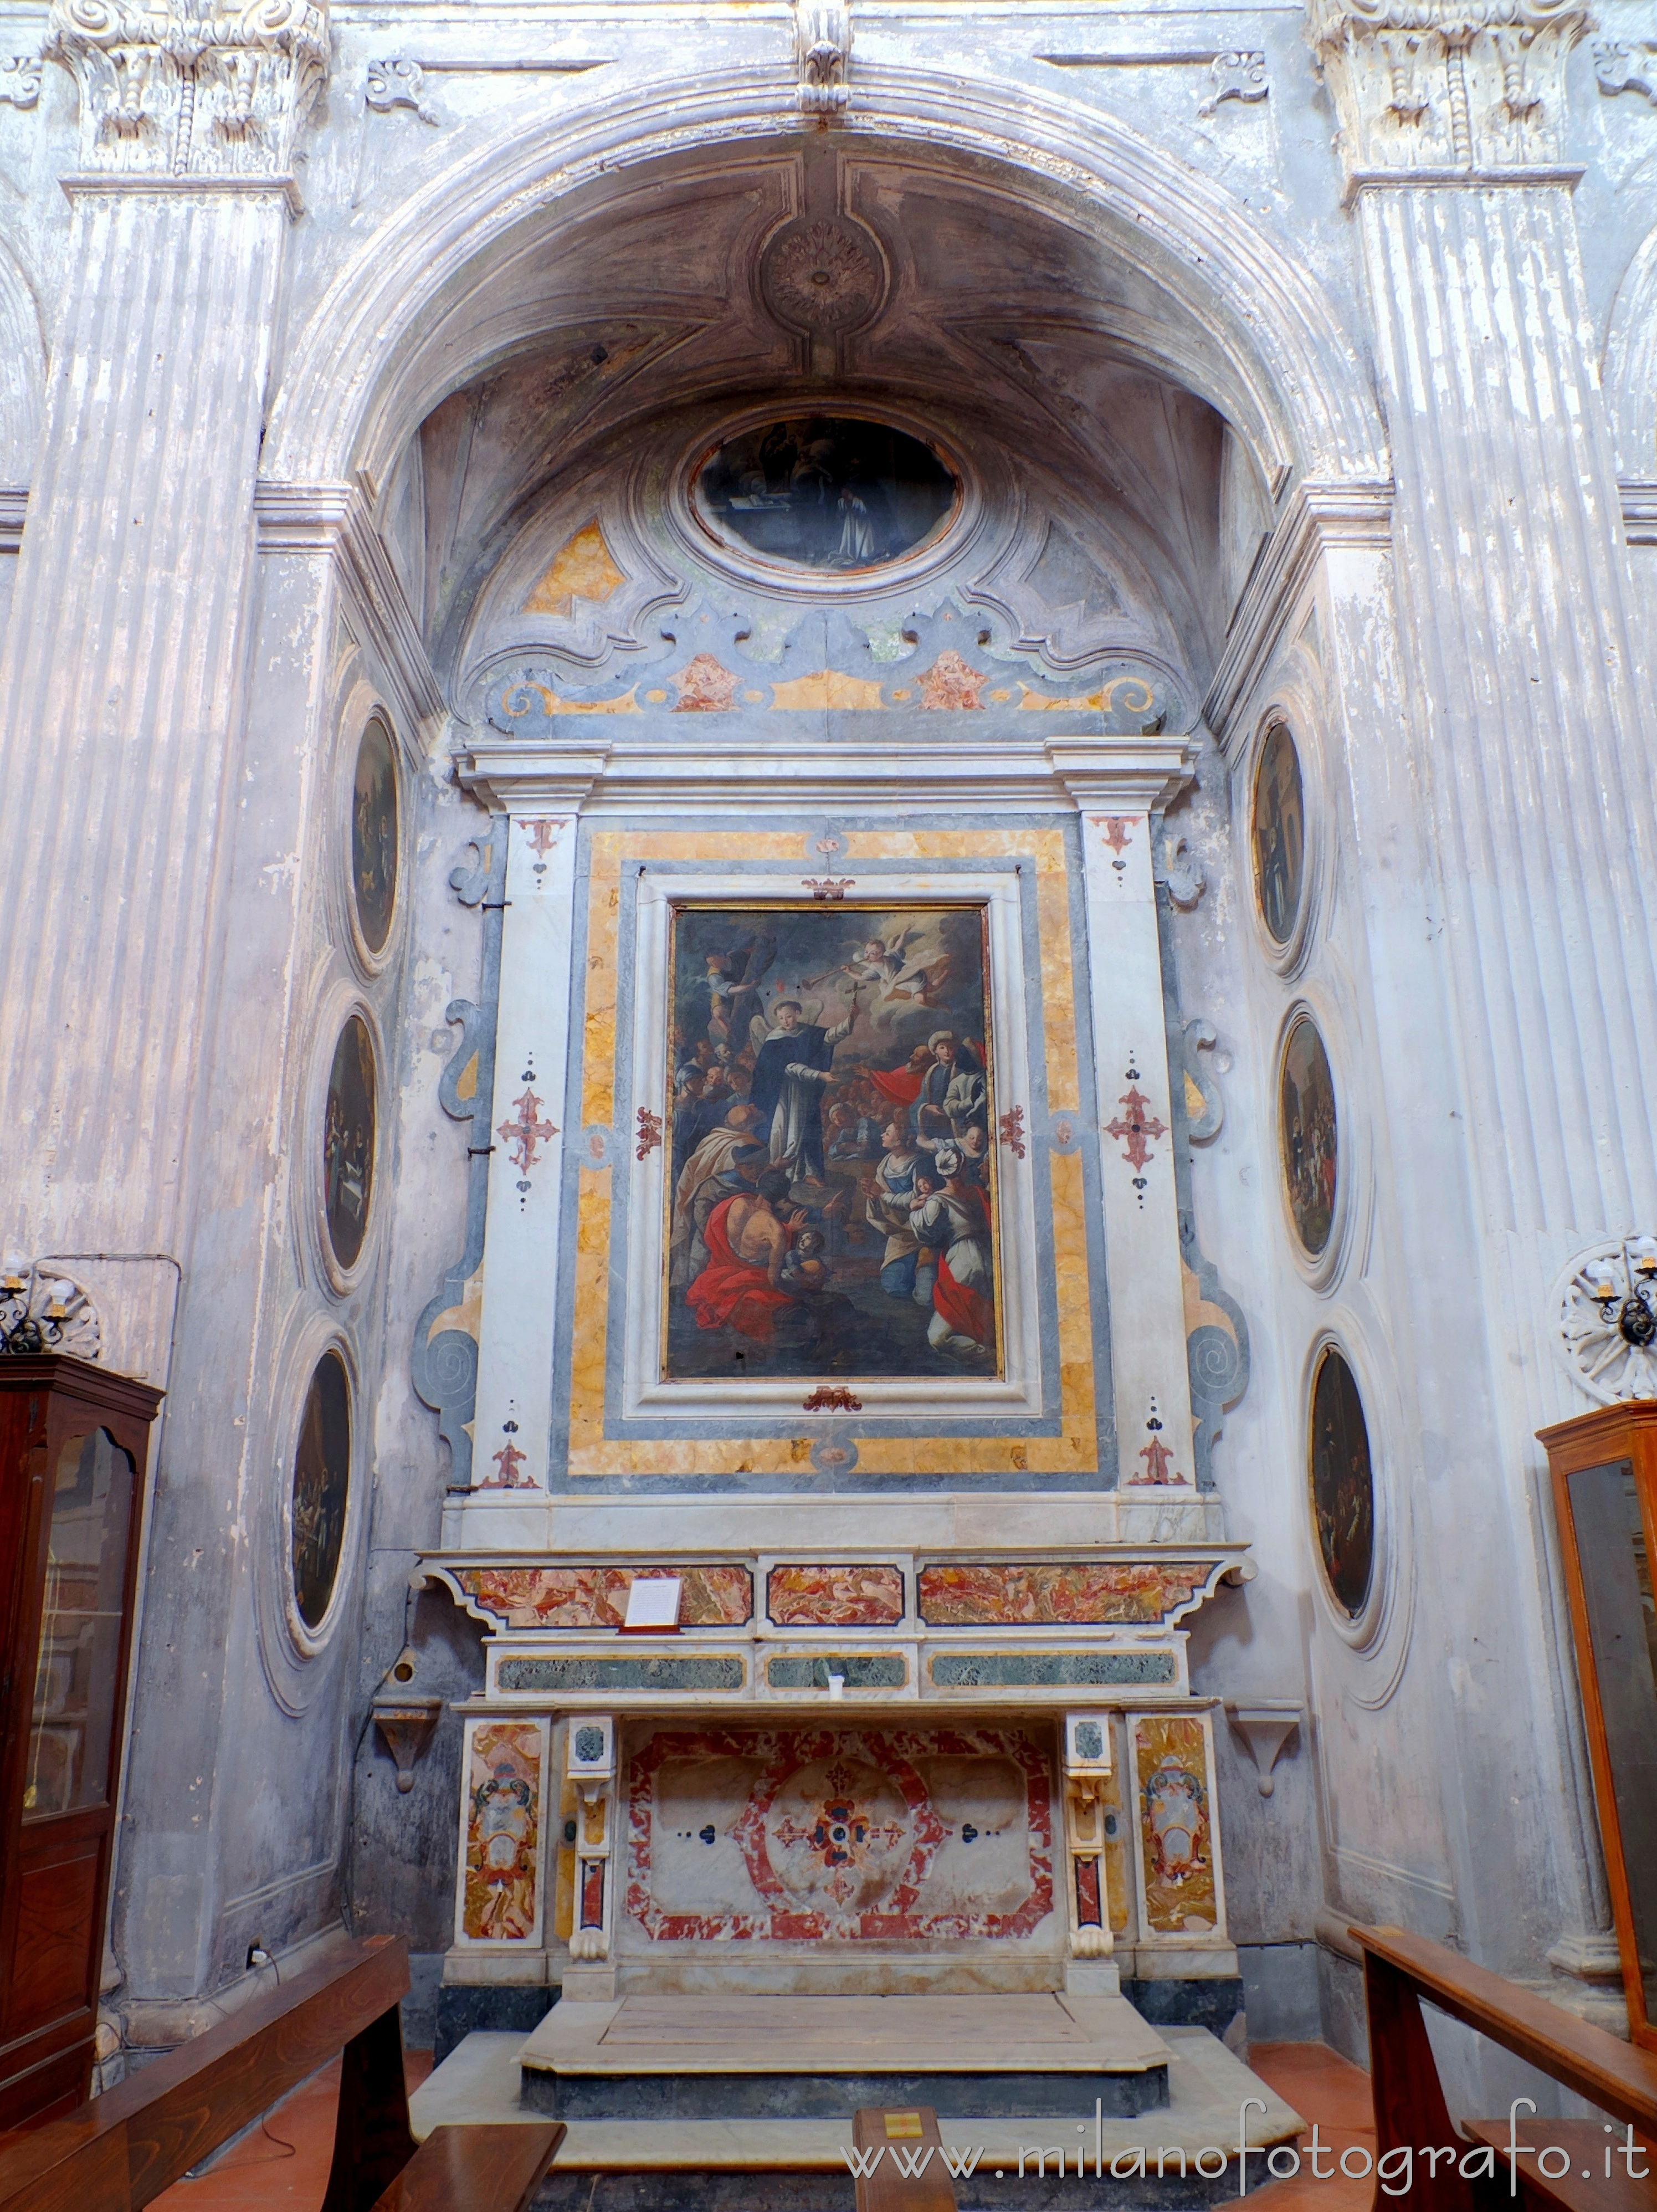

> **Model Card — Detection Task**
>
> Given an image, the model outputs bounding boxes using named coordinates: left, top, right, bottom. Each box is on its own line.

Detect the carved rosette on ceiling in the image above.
left=760, top=215, right=888, bottom=336
left=1305, top=0, right=1588, bottom=175
left=45, top=0, right=329, bottom=178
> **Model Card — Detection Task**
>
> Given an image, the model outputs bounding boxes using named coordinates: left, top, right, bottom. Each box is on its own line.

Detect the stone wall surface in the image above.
left=0, top=0, right=1646, bottom=2062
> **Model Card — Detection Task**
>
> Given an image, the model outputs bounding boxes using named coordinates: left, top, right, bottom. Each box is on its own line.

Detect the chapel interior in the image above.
left=2, top=0, right=1657, bottom=2204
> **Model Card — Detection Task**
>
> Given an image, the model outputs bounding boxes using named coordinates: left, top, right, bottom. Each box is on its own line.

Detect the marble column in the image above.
left=1307, top=0, right=1641, bottom=1994
left=0, top=0, right=325, bottom=1380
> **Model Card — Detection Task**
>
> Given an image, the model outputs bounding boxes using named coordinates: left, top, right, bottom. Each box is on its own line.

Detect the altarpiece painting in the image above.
left=663, top=904, right=999, bottom=1383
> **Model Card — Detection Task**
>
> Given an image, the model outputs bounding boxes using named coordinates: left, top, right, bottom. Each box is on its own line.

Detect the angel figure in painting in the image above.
left=827, top=927, right=953, bottom=1030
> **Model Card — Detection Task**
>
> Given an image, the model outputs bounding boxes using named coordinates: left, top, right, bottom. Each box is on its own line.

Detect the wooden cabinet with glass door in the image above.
left=1539, top=1400, right=1657, bottom=2055
left=0, top=1354, right=162, bottom=2129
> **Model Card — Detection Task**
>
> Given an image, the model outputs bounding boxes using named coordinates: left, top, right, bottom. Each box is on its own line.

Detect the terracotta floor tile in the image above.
left=150, top=2051, right=433, bottom=2210
left=1246, top=2040, right=1376, bottom=2212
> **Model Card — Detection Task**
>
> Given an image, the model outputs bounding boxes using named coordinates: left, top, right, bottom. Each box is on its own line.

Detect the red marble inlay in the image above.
left=1074, top=1855, right=1103, bottom=1928
left=767, top=1565, right=905, bottom=1628
left=916, top=1561, right=1202, bottom=1626
left=624, top=1724, right=1053, bottom=1945
left=456, top=1565, right=753, bottom=1630
left=580, top=1858, right=606, bottom=1928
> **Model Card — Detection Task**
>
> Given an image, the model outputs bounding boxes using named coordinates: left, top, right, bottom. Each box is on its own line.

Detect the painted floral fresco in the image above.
left=916, top=1561, right=1202, bottom=1626
left=455, top=1564, right=753, bottom=1629
left=461, top=1720, right=543, bottom=1942
left=1131, top=1714, right=1217, bottom=1936
left=665, top=903, right=998, bottom=1381
left=767, top=1565, right=906, bottom=1627
left=625, top=1724, right=1053, bottom=1944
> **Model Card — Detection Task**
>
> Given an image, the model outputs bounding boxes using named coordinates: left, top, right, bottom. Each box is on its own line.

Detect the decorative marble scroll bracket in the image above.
left=365, top=56, right=437, bottom=122
left=1596, top=39, right=1657, bottom=101
left=1224, top=1700, right=1302, bottom=1796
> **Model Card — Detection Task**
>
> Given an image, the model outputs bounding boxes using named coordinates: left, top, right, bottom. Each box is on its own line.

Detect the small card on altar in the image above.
left=620, top=1576, right=683, bottom=1632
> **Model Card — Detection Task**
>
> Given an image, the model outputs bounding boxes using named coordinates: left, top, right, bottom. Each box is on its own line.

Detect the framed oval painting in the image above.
left=1309, top=1345, right=1375, bottom=1617
left=324, top=1016, right=376, bottom=1271
left=351, top=713, right=399, bottom=955
left=1279, top=1013, right=1336, bottom=1256
left=291, top=1349, right=351, bottom=1631
left=1251, top=722, right=1305, bottom=947
left=695, top=417, right=957, bottom=573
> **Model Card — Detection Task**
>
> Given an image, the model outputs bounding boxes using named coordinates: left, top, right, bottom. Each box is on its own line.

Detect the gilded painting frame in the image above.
left=621, top=868, right=1045, bottom=1425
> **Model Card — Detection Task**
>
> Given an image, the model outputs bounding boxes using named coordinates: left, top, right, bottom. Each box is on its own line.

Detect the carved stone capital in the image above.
left=45, top=0, right=328, bottom=179
left=1306, top=0, right=1588, bottom=176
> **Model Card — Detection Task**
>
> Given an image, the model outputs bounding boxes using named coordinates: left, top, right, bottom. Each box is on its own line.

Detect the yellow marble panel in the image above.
left=563, top=824, right=1097, bottom=1477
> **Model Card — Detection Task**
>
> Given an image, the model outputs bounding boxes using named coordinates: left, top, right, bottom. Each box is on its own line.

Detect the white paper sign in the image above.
left=623, top=1576, right=682, bottom=1630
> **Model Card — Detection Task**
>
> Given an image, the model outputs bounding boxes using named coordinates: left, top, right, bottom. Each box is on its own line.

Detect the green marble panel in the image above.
left=928, top=1651, right=1177, bottom=1687
left=765, top=1654, right=908, bottom=1688
left=497, top=1655, right=747, bottom=1692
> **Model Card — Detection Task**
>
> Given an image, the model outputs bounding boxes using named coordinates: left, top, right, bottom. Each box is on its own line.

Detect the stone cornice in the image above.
left=1306, top=0, right=1589, bottom=178
left=46, top=0, right=327, bottom=182
left=1203, top=477, right=1394, bottom=750
left=254, top=479, right=445, bottom=723
left=1043, top=735, right=1198, bottom=812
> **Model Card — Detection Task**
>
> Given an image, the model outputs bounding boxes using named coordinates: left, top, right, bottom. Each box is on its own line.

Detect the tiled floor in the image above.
left=1245, top=2041, right=1378, bottom=2212
left=148, top=2051, right=434, bottom=2211
left=143, top=2039, right=1373, bottom=2208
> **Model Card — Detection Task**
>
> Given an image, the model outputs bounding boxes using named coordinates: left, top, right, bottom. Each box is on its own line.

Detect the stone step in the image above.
left=518, top=1991, right=1174, bottom=2118
left=412, top=2020, right=1304, bottom=2205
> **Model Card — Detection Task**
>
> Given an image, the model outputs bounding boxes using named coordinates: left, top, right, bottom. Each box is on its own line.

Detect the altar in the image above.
left=407, top=420, right=1254, bottom=2047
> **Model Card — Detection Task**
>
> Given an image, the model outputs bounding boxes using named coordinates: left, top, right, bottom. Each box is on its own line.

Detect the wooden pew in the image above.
left=0, top=1934, right=563, bottom=2212
left=1352, top=1922, right=1656, bottom=2212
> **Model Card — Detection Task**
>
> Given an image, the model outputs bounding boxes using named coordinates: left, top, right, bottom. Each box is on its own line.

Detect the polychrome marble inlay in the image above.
left=917, top=1561, right=1202, bottom=1626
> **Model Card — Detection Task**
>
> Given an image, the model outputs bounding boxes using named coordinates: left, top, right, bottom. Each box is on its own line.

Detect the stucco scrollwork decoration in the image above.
left=0, top=1259, right=102, bottom=1360
left=1595, top=40, right=1657, bottom=104
left=45, top=0, right=328, bottom=178
left=1556, top=1238, right=1657, bottom=1405
left=0, top=55, right=41, bottom=105
left=1306, top=0, right=1589, bottom=175
left=1198, top=52, right=1269, bottom=117
left=794, top=0, right=849, bottom=115
left=366, top=57, right=437, bottom=125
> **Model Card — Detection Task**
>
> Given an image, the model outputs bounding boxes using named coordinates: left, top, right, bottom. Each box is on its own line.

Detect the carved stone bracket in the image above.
left=372, top=1696, right=443, bottom=1792
left=1224, top=1700, right=1303, bottom=1796
left=45, top=0, right=328, bottom=180
left=1306, top=0, right=1588, bottom=178
left=794, top=0, right=849, bottom=115
left=0, top=54, right=41, bottom=105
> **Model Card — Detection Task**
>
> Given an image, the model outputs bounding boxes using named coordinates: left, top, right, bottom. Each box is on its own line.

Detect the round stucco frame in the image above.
left=671, top=402, right=977, bottom=601
left=333, top=690, right=407, bottom=982
left=1246, top=708, right=1322, bottom=981
left=253, top=1317, right=368, bottom=1714
left=309, top=985, right=387, bottom=1299
left=1274, top=999, right=1352, bottom=1293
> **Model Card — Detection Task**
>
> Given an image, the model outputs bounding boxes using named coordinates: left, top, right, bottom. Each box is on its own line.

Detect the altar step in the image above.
left=411, top=2018, right=1304, bottom=2209
left=517, top=1992, right=1171, bottom=2119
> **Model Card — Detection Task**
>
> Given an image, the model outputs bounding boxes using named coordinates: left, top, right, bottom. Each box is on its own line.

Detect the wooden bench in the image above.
left=0, top=1934, right=563, bottom=2212
left=1353, top=1921, right=1656, bottom=2212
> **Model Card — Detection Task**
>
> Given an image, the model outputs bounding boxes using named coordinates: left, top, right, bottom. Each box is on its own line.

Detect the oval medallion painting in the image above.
left=695, top=418, right=957, bottom=573
left=324, top=1016, right=376, bottom=1271
left=1309, top=1346, right=1375, bottom=1618
left=351, top=713, right=399, bottom=954
left=292, top=1350, right=351, bottom=1631
left=1251, top=722, right=1305, bottom=945
left=1279, top=1014, right=1337, bottom=1257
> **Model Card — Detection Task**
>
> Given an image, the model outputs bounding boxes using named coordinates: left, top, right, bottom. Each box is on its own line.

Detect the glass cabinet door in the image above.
left=23, top=1428, right=136, bottom=1824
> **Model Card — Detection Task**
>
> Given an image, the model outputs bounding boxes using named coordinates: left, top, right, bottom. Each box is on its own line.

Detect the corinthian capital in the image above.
left=1306, top=0, right=1588, bottom=176
left=47, top=0, right=327, bottom=178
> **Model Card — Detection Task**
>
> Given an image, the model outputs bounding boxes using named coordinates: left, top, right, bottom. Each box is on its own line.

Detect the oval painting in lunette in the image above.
left=324, top=1016, right=376, bottom=1271
left=1309, top=1345, right=1375, bottom=1618
left=1279, top=1013, right=1337, bottom=1257
left=291, top=1349, right=351, bottom=1632
left=351, top=713, right=399, bottom=955
left=1251, top=721, right=1305, bottom=946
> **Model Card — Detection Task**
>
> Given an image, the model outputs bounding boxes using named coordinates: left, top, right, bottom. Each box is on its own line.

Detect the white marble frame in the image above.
left=620, top=869, right=1043, bottom=1420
